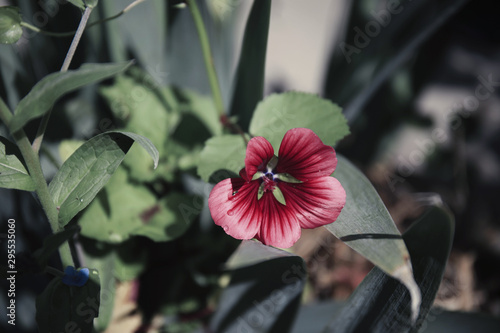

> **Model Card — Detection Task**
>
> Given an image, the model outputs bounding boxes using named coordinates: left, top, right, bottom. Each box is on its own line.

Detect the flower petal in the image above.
left=245, top=136, right=275, bottom=179
left=256, top=193, right=301, bottom=248
left=208, top=178, right=262, bottom=240
left=277, top=128, right=337, bottom=181
left=279, top=176, right=346, bottom=229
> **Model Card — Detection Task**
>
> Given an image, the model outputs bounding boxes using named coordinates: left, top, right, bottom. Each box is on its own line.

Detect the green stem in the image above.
left=20, top=22, right=74, bottom=37
left=0, top=98, right=73, bottom=267
left=32, top=6, right=93, bottom=154
left=186, top=0, right=225, bottom=116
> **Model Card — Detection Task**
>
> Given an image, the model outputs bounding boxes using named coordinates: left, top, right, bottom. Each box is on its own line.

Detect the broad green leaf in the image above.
left=324, top=203, right=454, bottom=333
left=197, top=134, right=247, bottom=182
left=82, top=249, right=115, bottom=331
left=229, top=0, right=271, bottom=131
left=34, top=225, right=81, bottom=267
left=49, top=131, right=158, bottom=227
left=9, top=61, right=133, bottom=133
left=77, top=167, right=156, bottom=243
left=210, top=240, right=306, bottom=333
left=36, top=268, right=100, bottom=333
left=131, top=193, right=200, bottom=242
left=0, top=6, right=22, bottom=44
left=80, top=168, right=197, bottom=243
left=225, top=239, right=299, bottom=269
left=99, top=74, right=169, bottom=148
left=100, top=74, right=169, bottom=181
left=0, top=136, right=35, bottom=191
left=249, top=92, right=349, bottom=151
left=326, top=155, right=421, bottom=322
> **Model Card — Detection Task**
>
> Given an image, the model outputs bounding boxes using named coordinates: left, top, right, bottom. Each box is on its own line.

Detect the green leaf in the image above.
left=48, top=131, right=158, bottom=227
left=229, top=0, right=271, bottom=131
left=34, top=225, right=81, bottom=267
left=249, top=92, right=349, bottom=151
left=179, top=88, right=222, bottom=136
left=77, top=167, right=154, bottom=243
left=131, top=193, right=200, bottom=242
left=36, top=268, right=100, bottom=333
left=324, top=203, right=454, bottom=332
left=326, top=155, right=420, bottom=322
left=197, top=134, right=247, bottom=182
left=9, top=61, right=133, bottom=133
left=99, top=74, right=170, bottom=149
left=210, top=240, right=306, bottom=332
left=0, top=6, right=22, bottom=44
left=0, top=136, right=35, bottom=191
left=100, top=74, right=170, bottom=181
left=76, top=239, right=116, bottom=330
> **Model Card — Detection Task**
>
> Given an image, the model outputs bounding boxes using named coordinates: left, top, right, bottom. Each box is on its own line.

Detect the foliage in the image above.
left=2, top=0, right=492, bottom=332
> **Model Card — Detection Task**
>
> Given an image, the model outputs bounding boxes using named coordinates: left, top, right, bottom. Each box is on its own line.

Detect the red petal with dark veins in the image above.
left=278, top=176, right=346, bottom=229
left=245, top=136, right=275, bottom=179
left=277, top=128, right=337, bottom=181
left=255, top=192, right=301, bottom=248
left=208, top=178, right=261, bottom=240
left=239, top=168, right=250, bottom=182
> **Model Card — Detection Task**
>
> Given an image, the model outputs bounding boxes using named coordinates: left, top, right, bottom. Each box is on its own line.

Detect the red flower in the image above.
left=208, top=128, right=346, bottom=248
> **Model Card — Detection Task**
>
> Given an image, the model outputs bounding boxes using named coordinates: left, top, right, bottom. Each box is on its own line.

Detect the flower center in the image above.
left=252, top=155, right=302, bottom=205
left=262, top=172, right=277, bottom=192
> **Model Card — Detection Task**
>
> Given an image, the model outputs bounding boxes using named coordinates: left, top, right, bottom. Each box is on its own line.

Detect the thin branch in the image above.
left=20, top=0, right=148, bottom=38
left=32, top=6, right=93, bottom=154
left=186, top=0, right=225, bottom=116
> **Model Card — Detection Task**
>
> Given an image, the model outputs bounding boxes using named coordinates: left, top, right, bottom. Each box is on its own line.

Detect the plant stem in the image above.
left=32, top=6, right=93, bottom=154
left=186, top=0, right=225, bottom=116
left=20, top=22, right=74, bottom=37
left=0, top=98, right=74, bottom=267
left=61, top=7, right=93, bottom=72
left=20, top=0, right=148, bottom=38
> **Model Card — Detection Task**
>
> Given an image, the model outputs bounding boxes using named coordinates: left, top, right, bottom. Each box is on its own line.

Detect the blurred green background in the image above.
left=1, top=0, right=500, bottom=332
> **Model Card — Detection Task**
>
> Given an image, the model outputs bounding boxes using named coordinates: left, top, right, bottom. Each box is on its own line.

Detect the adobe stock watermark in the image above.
left=339, top=0, right=409, bottom=64
left=386, top=74, right=499, bottom=191
left=5, top=219, right=17, bottom=326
